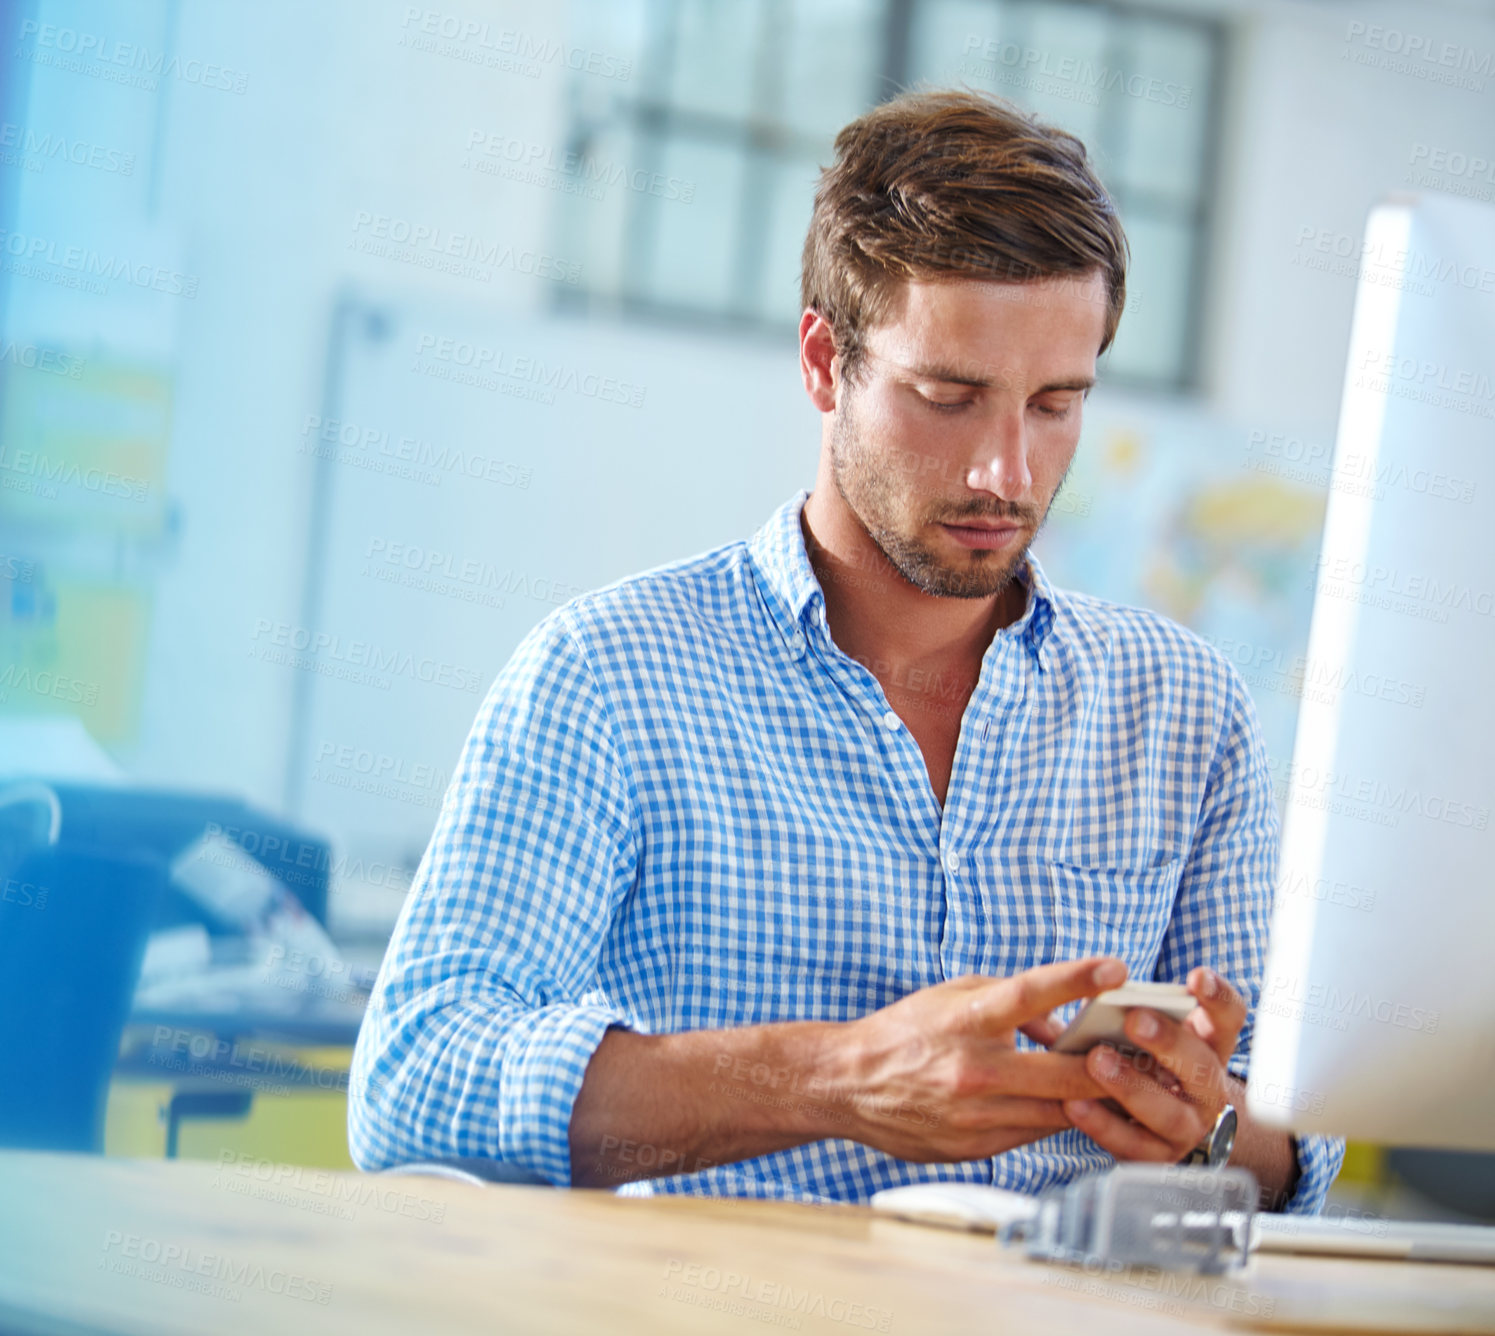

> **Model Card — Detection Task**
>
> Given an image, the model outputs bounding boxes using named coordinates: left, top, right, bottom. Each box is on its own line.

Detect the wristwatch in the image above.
left=1180, top=1103, right=1237, bottom=1168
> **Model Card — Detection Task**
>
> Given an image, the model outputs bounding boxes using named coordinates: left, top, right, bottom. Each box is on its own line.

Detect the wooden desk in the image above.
left=0, top=1153, right=1491, bottom=1335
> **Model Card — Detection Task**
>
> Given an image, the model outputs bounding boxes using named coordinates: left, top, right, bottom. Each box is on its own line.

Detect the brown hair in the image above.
left=800, top=88, right=1129, bottom=381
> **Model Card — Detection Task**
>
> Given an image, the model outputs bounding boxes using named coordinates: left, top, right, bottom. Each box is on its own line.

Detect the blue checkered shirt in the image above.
left=349, top=489, right=1343, bottom=1212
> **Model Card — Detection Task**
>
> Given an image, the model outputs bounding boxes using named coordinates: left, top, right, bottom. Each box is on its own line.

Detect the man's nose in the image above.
left=964, top=415, right=1032, bottom=500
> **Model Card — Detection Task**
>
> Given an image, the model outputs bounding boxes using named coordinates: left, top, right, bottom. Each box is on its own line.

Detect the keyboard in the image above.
left=1254, top=1213, right=1495, bottom=1264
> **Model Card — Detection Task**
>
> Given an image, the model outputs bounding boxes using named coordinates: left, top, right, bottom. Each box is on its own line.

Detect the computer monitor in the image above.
left=1246, top=191, right=1495, bottom=1150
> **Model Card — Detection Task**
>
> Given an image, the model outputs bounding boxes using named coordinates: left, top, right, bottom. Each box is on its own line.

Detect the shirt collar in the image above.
left=749, top=489, right=1060, bottom=670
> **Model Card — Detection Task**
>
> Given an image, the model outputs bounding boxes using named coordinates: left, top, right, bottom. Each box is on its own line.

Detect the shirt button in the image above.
left=882, top=710, right=900, bottom=731
left=788, top=632, right=804, bottom=652
left=945, top=851, right=962, bottom=873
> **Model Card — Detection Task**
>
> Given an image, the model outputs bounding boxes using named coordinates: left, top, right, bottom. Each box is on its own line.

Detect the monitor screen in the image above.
left=1247, top=191, right=1495, bottom=1150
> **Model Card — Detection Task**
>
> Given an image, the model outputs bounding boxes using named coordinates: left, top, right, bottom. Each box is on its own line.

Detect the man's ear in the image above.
left=799, top=309, right=839, bottom=413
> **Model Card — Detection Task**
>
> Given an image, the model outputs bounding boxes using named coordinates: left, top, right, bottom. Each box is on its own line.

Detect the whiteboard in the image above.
left=289, top=290, right=817, bottom=880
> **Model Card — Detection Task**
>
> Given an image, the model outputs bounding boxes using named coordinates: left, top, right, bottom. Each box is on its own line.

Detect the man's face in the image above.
left=827, top=271, right=1107, bottom=600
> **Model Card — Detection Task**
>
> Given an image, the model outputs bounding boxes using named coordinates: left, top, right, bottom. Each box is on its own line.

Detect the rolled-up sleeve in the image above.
left=1153, top=654, right=1345, bottom=1215
left=348, top=607, right=642, bottom=1185
left=1281, top=1132, right=1347, bottom=1215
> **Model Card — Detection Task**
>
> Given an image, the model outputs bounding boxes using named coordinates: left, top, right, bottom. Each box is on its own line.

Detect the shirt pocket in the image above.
left=1046, top=856, right=1184, bottom=1021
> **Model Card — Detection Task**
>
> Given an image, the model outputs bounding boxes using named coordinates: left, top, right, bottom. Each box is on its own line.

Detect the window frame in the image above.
left=553, top=0, right=1229, bottom=394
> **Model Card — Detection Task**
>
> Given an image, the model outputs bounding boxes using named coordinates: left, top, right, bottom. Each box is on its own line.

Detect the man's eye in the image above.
left=922, top=395, right=971, bottom=413
left=1033, top=400, right=1074, bottom=419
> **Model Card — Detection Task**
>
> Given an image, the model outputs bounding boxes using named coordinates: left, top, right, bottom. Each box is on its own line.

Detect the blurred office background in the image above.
left=1, top=0, right=1491, bottom=1218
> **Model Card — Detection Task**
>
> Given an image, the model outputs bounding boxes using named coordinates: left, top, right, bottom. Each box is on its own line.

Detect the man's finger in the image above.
left=1120, top=1010, right=1234, bottom=1110
left=1065, top=1094, right=1181, bottom=1163
left=1018, top=1014, right=1061, bottom=1047
left=1082, top=1047, right=1212, bottom=1156
left=979, top=1050, right=1111, bottom=1101
left=1186, top=967, right=1248, bottom=1063
left=975, top=957, right=1128, bottom=1030
left=959, top=1095, right=1075, bottom=1130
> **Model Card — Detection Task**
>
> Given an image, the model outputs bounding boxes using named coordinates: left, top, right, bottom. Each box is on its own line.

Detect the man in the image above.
left=349, top=90, right=1343, bottom=1212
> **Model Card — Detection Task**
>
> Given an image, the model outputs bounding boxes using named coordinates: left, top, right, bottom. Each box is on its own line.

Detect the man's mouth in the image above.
left=940, top=520, right=1024, bottom=550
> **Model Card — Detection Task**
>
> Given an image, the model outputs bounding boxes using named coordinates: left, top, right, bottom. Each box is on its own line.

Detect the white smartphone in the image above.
left=1050, top=981, right=1197, bottom=1056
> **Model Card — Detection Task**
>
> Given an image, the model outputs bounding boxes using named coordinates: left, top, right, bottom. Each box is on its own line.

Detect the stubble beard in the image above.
left=828, top=385, right=1060, bottom=601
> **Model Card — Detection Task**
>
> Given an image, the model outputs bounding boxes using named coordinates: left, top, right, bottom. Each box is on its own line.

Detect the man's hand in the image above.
left=571, top=957, right=1304, bottom=1197
left=1061, top=966, right=1246, bottom=1162
left=569, top=956, right=1128, bottom=1189
left=837, top=957, right=1127, bottom=1162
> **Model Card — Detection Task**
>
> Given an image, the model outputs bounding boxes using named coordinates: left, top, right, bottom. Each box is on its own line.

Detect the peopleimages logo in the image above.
left=16, top=19, right=249, bottom=93
left=212, top=1152, right=447, bottom=1225
left=661, top=1259, right=894, bottom=1333
left=362, top=535, right=584, bottom=611
left=1, top=875, right=49, bottom=910
left=1204, top=632, right=1426, bottom=710
left=1263, top=975, right=1440, bottom=1034
left=201, top=821, right=415, bottom=896
left=311, top=739, right=448, bottom=810
left=413, top=332, right=646, bottom=407
left=0, top=665, right=99, bottom=707
left=958, top=34, right=1191, bottom=107
left=0, top=553, right=36, bottom=583
left=1309, top=552, right=1495, bottom=621
left=299, top=415, right=532, bottom=490
left=0, top=122, right=134, bottom=175
left=0, top=227, right=198, bottom=295
left=0, top=228, right=197, bottom=296
left=1298, top=226, right=1495, bottom=291
left=0, top=340, right=85, bottom=378
left=1407, top=143, right=1495, bottom=200
left=349, top=211, right=582, bottom=286
left=1272, top=756, right=1490, bottom=831
left=0, top=443, right=148, bottom=501
left=397, top=7, right=631, bottom=80
left=1252, top=1080, right=1327, bottom=1116
left=1409, top=143, right=1495, bottom=182
left=248, top=618, right=484, bottom=694
left=1342, top=20, right=1491, bottom=91
left=100, top=1231, right=330, bottom=1305
left=1360, top=349, right=1495, bottom=393
left=1277, top=867, right=1378, bottom=914
left=1242, top=428, right=1476, bottom=504
left=462, top=131, right=694, bottom=203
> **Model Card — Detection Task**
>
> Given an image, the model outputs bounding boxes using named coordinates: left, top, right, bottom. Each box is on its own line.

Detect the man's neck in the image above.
left=799, top=489, right=1029, bottom=680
